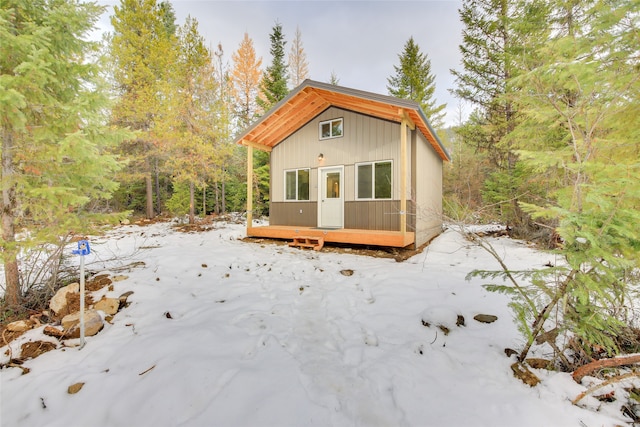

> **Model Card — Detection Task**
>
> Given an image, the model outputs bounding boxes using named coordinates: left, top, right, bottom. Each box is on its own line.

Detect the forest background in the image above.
left=1, top=0, right=639, bottom=378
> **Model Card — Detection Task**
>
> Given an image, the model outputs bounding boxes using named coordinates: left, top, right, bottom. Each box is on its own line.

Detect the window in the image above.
left=356, top=161, right=392, bottom=199
left=285, top=168, right=310, bottom=201
left=319, top=118, right=343, bottom=139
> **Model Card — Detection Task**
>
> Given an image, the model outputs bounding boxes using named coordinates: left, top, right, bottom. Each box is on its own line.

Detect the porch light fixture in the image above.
left=318, top=153, right=324, bottom=161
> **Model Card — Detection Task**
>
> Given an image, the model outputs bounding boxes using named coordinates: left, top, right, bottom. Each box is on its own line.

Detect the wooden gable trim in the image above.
left=254, top=91, right=329, bottom=147
left=234, top=80, right=450, bottom=161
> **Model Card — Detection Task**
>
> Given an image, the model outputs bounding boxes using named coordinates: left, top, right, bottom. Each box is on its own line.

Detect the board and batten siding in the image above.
left=271, top=107, right=402, bottom=203
left=414, top=129, right=443, bottom=247
left=269, top=105, right=443, bottom=242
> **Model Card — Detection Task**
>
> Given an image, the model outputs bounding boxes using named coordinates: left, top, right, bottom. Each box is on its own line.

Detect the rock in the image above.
left=118, top=291, right=134, bottom=309
left=61, top=310, right=104, bottom=338
left=43, top=326, right=65, bottom=338
left=456, top=315, right=466, bottom=327
left=340, top=269, right=354, bottom=276
left=111, top=275, right=128, bottom=282
left=511, top=362, right=540, bottom=387
left=474, top=314, right=498, bottom=324
left=68, top=382, right=85, bottom=394
left=20, top=341, right=57, bottom=359
left=86, top=275, right=112, bottom=291
left=49, top=283, right=79, bottom=316
left=93, top=297, right=119, bottom=315
left=7, top=320, right=33, bottom=332
left=526, top=358, right=554, bottom=370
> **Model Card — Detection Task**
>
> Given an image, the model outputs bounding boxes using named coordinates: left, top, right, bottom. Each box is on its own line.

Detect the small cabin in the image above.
left=234, top=80, right=450, bottom=249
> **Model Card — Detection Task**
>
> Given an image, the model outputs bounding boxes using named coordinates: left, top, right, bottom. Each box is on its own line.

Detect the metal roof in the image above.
left=234, top=79, right=450, bottom=161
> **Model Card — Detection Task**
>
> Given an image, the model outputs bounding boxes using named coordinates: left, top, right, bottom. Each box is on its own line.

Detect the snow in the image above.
left=0, top=221, right=629, bottom=426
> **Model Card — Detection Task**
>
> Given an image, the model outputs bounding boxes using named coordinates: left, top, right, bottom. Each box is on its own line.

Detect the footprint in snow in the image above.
left=362, top=328, right=378, bottom=347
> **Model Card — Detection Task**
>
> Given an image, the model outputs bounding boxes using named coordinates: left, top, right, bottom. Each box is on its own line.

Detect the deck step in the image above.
left=289, top=236, right=324, bottom=251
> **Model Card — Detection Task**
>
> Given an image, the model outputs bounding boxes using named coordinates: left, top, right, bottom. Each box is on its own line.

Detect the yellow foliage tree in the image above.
left=231, top=32, right=262, bottom=129
left=288, top=26, right=309, bottom=87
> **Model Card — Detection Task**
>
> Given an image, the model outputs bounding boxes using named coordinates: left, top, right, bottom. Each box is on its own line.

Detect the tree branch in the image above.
left=572, top=371, right=640, bottom=405
left=572, top=353, right=640, bottom=383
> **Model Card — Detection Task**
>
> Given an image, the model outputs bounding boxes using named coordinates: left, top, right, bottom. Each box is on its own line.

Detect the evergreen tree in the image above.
left=252, top=22, right=288, bottom=216
left=474, top=0, right=640, bottom=365
left=288, top=26, right=309, bottom=87
left=162, top=16, right=222, bottom=224
left=212, top=43, right=234, bottom=215
left=328, top=71, right=340, bottom=86
left=109, top=0, right=177, bottom=219
left=0, top=0, right=130, bottom=307
left=450, top=0, right=542, bottom=235
left=257, top=21, right=288, bottom=112
left=387, top=36, right=446, bottom=129
left=518, top=0, right=639, bottom=357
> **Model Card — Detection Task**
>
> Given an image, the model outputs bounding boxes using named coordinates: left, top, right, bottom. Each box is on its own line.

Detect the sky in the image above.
left=0, top=220, right=628, bottom=426
left=95, top=0, right=467, bottom=127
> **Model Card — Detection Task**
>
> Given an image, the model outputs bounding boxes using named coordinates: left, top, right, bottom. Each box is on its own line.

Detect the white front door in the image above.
left=318, top=166, right=343, bottom=228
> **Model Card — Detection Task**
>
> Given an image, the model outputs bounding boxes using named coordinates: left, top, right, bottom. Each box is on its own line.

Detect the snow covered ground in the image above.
left=0, top=220, right=629, bottom=426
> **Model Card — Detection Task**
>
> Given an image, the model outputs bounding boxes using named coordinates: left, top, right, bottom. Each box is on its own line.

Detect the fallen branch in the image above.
left=572, top=371, right=640, bottom=405
left=572, top=353, right=640, bottom=383
left=138, top=364, right=156, bottom=376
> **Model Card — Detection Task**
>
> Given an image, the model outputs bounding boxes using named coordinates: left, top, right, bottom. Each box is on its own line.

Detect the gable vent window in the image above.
left=319, top=118, right=343, bottom=140
left=356, top=161, right=392, bottom=200
left=285, top=168, right=310, bottom=201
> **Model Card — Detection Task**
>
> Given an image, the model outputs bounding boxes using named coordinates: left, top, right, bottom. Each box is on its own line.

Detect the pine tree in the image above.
left=257, top=21, right=288, bottom=112
left=288, top=26, right=309, bottom=87
left=0, top=0, right=130, bottom=307
left=328, top=71, right=340, bottom=86
left=212, top=43, right=234, bottom=215
left=516, top=0, right=639, bottom=356
left=474, top=0, right=640, bottom=364
left=387, top=36, right=446, bottom=129
left=160, top=16, right=222, bottom=224
left=253, top=22, right=288, bottom=217
left=231, top=32, right=262, bottom=129
left=450, top=0, right=543, bottom=235
left=109, top=0, right=177, bottom=219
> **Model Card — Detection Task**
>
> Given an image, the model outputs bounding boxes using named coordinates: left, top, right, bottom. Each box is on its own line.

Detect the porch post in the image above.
left=400, top=119, right=407, bottom=237
left=246, top=144, right=253, bottom=230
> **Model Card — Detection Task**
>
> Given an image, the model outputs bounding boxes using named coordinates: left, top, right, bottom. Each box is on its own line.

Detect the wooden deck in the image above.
left=246, top=225, right=415, bottom=248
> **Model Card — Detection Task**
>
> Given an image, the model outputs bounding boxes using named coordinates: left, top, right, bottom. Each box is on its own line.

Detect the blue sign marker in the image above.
left=72, top=239, right=90, bottom=349
left=72, top=240, right=91, bottom=256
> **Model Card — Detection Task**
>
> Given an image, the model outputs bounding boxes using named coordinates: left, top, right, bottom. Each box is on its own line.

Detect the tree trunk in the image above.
left=145, top=172, right=154, bottom=220
left=1, top=129, right=21, bottom=307
left=189, top=181, right=195, bottom=224
left=214, top=181, right=220, bottom=214
left=154, top=156, right=161, bottom=215
left=202, top=184, right=206, bottom=216
left=221, top=170, right=226, bottom=214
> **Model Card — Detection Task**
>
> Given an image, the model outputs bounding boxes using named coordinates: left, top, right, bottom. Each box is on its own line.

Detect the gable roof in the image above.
left=234, top=79, right=450, bottom=161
